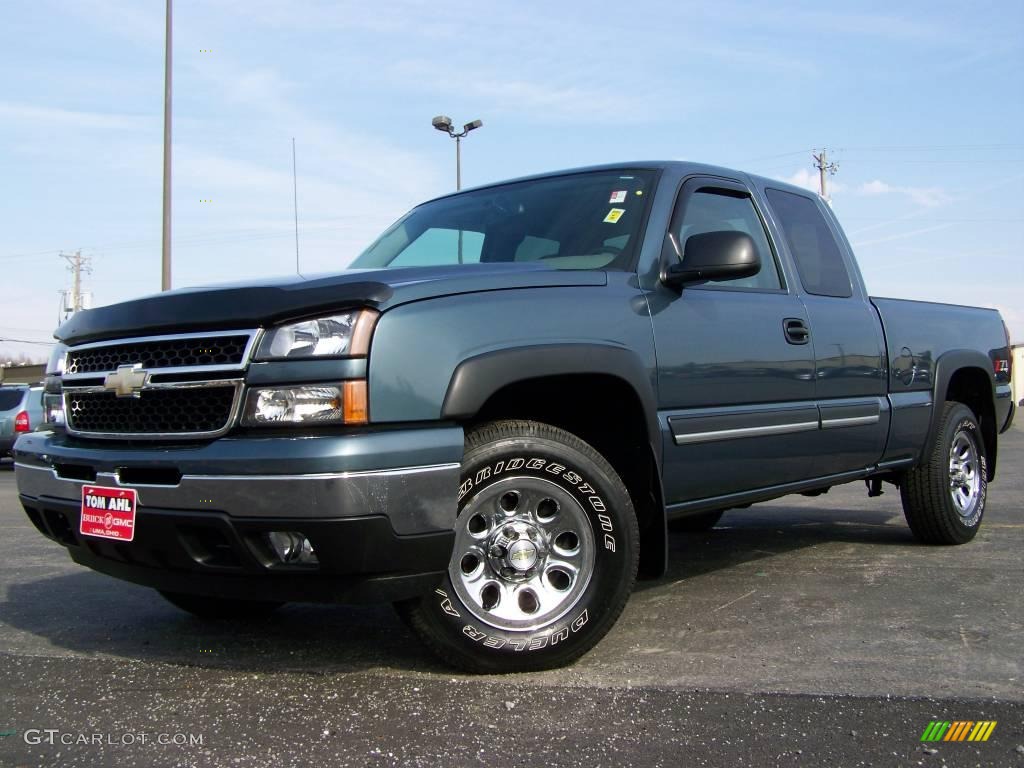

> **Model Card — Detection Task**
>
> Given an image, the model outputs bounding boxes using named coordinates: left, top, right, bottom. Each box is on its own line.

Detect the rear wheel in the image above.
left=900, top=402, right=987, bottom=545
left=158, top=591, right=284, bottom=619
left=396, top=420, right=639, bottom=673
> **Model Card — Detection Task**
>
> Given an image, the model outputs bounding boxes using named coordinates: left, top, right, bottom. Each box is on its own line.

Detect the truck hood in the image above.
left=56, top=263, right=607, bottom=344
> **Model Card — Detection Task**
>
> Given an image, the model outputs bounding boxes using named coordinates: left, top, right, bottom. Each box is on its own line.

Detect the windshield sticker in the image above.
left=603, top=208, right=625, bottom=224
left=609, top=190, right=627, bottom=204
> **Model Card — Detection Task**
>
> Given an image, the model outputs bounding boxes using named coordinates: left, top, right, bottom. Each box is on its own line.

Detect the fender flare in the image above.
left=441, top=343, right=668, bottom=577
left=924, top=349, right=998, bottom=477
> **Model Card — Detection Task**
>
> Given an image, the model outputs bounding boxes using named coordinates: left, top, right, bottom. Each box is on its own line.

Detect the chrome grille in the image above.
left=66, top=335, right=249, bottom=375
left=66, top=386, right=238, bottom=435
left=61, top=330, right=257, bottom=439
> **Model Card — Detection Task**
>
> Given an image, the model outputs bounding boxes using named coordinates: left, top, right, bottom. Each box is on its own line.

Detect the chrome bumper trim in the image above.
left=15, top=461, right=460, bottom=536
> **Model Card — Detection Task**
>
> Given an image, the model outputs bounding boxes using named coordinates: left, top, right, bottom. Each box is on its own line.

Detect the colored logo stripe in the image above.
left=921, top=721, right=996, bottom=742
left=969, top=721, right=997, bottom=741
left=945, top=721, right=973, bottom=741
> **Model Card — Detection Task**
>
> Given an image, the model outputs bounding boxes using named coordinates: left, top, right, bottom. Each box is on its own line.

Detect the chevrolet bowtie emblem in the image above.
left=104, top=364, right=149, bottom=398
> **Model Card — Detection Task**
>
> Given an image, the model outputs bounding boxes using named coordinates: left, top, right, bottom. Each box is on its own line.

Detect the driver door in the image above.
left=650, top=177, right=818, bottom=504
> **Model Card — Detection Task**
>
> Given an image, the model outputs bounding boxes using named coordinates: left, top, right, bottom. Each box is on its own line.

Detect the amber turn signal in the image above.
left=343, top=380, right=368, bottom=424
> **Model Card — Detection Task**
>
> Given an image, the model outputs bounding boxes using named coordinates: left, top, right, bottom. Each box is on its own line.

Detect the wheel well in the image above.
left=470, top=374, right=665, bottom=579
left=945, top=367, right=997, bottom=479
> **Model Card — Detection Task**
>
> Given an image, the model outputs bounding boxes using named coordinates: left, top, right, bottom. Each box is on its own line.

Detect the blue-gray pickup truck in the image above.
left=14, top=162, right=1015, bottom=672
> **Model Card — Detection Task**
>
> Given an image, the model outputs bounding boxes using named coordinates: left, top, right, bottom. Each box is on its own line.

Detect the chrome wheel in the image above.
left=948, top=428, right=981, bottom=519
left=450, top=476, right=595, bottom=632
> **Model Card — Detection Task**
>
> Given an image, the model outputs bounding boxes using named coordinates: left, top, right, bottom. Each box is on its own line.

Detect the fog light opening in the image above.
left=265, top=531, right=318, bottom=565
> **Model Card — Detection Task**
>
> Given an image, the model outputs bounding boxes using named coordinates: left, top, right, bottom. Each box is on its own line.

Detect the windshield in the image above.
left=351, top=170, right=655, bottom=271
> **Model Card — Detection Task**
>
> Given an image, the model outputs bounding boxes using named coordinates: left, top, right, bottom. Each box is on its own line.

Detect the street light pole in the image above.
left=161, top=0, right=173, bottom=291
left=431, top=116, right=482, bottom=191
left=455, top=135, right=461, bottom=191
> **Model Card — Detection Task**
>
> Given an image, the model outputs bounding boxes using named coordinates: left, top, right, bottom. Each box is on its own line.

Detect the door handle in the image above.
left=783, top=318, right=810, bottom=345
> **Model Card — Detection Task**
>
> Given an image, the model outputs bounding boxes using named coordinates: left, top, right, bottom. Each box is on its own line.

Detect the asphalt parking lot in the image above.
left=1, top=426, right=1022, bottom=767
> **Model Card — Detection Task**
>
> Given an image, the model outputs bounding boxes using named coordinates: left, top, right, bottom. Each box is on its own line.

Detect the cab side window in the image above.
left=676, top=190, right=782, bottom=290
left=764, top=188, right=853, bottom=298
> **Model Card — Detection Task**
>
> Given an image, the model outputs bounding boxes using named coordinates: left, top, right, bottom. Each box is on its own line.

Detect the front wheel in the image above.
left=396, top=420, right=639, bottom=673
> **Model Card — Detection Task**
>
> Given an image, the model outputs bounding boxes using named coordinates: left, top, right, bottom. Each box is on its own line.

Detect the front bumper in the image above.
left=14, top=427, right=463, bottom=604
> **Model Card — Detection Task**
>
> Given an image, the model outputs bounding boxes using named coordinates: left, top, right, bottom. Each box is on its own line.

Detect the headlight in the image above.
left=242, top=382, right=368, bottom=426
left=46, top=343, right=68, bottom=375
left=256, top=310, right=378, bottom=360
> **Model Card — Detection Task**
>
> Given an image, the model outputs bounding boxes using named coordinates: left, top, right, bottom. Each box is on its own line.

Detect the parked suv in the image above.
left=1, top=385, right=44, bottom=459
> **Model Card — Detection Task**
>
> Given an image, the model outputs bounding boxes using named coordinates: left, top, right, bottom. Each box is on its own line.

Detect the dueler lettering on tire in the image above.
left=396, top=420, right=639, bottom=673
left=458, top=456, right=617, bottom=554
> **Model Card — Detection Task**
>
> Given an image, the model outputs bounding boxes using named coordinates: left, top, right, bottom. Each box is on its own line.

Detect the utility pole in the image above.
left=59, top=250, right=92, bottom=317
left=161, top=0, right=173, bottom=291
left=292, top=137, right=301, bottom=277
left=812, top=149, right=839, bottom=203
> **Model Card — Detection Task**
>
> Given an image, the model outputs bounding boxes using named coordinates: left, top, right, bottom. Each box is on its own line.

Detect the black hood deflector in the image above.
left=57, top=277, right=393, bottom=344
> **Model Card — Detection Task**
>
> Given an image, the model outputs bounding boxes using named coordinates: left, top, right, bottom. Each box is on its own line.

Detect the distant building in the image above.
left=0, top=363, right=45, bottom=385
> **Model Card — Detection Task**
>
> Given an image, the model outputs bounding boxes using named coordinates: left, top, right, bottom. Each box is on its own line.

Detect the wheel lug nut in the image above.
left=489, top=545, right=505, bottom=558
left=503, top=526, right=518, bottom=539
left=500, top=567, right=516, bottom=579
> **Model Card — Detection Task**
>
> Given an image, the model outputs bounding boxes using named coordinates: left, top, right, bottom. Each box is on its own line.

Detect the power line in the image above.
left=741, top=148, right=815, bottom=163
left=292, top=137, right=301, bottom=277
left=0, top=216, right=375, bottom=262
left=0, top=337, right=56, bottom=346
left=836, top=143, right=1024, bottom=152
left=841, top=216, right=1024, bottom=223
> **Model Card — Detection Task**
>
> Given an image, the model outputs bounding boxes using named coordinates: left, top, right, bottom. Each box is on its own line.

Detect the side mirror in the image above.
left=661, top=230, right=761, bottom=288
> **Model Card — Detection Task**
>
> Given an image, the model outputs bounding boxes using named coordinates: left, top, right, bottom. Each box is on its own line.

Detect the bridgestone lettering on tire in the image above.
left=396, top=420, right=639, bottom=673
left=900, top=402, right=987, bottom=545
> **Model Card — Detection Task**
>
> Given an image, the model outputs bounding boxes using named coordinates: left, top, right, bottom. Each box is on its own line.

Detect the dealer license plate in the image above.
left=80, top=485, right=138, bottom=542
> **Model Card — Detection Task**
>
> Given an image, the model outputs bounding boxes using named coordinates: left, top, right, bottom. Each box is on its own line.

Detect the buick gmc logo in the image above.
left=103, top=364, right=149, bottom=398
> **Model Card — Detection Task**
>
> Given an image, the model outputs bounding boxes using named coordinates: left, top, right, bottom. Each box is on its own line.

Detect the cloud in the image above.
left=782, top=169, right=845, bottom=196
left=388, top=59, right=655, bottom=124
left=0, top=101, right=150, bottom=131
left=783, top=169, right=820, bottom=193
left=854, top=179, right=951, bottom=208
left=902, top=187, right=953, bottom=207
left=851, top=223, right=954, bottom=248
left=775, top=171, right=955, bottom=213
left=858, top=179, right=891, bottom=196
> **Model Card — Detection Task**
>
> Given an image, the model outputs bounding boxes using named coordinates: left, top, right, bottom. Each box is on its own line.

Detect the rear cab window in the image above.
left=764, top=188, right=853, bottom=298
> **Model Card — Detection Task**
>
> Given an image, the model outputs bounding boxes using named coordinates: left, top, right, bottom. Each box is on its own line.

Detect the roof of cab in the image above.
left=421, top=160, right=817, bottom=205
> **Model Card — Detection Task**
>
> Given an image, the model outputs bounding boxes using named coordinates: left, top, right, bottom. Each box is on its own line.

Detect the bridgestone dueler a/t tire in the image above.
left=395, top=420, right=639, bottom=673
left=900, top=402, right=987, bottom=545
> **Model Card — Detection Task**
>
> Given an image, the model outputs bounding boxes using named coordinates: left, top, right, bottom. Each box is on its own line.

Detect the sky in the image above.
left=1, top=0, right=1022, bottom=362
